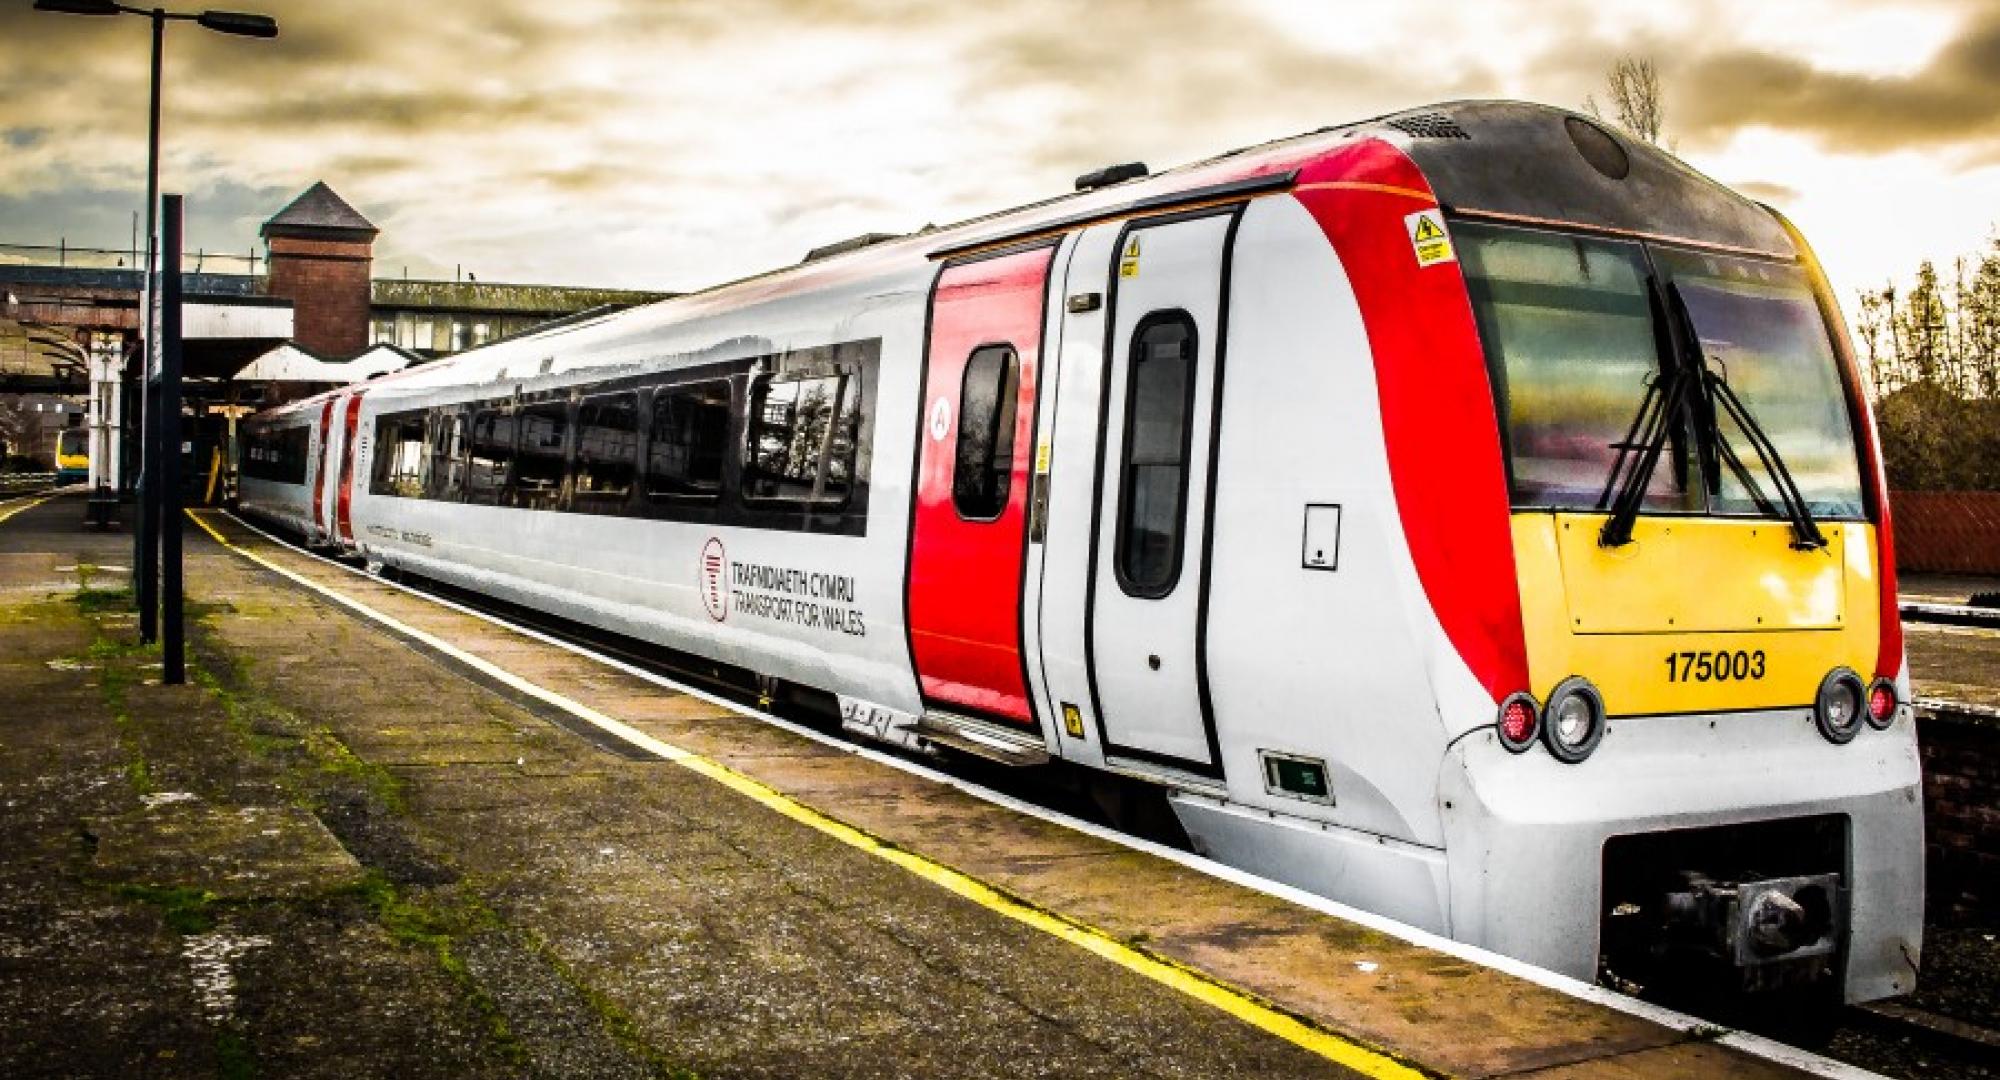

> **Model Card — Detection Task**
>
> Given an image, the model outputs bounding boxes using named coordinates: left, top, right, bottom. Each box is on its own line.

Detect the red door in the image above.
left=335, top=392, right=365, bottom=543
left=311, top=400, right=336, bottom=536
left=907, top=245, right=1055, bottom=726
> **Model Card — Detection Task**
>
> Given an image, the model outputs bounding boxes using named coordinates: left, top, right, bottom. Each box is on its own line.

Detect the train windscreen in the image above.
left=1458, top=221, right=1865, bottom=520
left=1654, top=249, right=1866, bottom=518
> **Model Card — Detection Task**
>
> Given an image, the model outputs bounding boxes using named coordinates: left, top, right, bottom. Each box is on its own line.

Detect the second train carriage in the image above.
left=241, top=101, right=1922, bottom=1008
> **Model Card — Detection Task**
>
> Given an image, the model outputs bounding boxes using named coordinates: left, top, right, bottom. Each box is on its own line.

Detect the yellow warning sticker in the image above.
left=1119, top=235, right=1141, bottom=278
left=1035, top=442, right=1051, bottom=473
left=1405, top=209, right=1455, bottom=267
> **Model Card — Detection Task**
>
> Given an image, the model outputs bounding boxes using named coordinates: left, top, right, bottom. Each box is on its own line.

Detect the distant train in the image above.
left=54, top=428, right=89, bottom=486
left=241, top=101, right=1921, bottom=1009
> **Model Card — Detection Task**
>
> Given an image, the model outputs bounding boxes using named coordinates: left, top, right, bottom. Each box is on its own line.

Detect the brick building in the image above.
left=261, top=181, right=379, bottom=358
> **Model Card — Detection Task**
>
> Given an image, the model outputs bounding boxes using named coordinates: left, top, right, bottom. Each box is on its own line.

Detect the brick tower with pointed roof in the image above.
left=261, top=181, right=378, bottom=358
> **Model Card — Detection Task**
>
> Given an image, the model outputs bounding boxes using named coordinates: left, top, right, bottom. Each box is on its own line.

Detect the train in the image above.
left=239, top=101, right=1922, bottom=1011
left=54, top=428, right=89, bottom=486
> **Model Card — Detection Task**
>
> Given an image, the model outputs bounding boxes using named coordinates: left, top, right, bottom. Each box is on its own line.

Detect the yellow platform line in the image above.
left=186, top=509, right=1432, bottom=1080
left=0, top=495, right=54, bottom=526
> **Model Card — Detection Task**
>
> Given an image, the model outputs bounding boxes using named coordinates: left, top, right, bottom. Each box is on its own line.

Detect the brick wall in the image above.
left=1891, top=490, right=2000, bottom=575
left=265, top=236, right=372, bottom=358
left=1919, top=708, right=1999, bottom=925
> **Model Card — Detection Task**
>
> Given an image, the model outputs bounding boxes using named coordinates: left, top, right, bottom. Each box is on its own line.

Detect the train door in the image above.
left=1062, top=210, right=1236, bottom=776
left=906, top=243, right=1056, bottom=727
left=334, top=391, right=366, bottom=544
left=310, top=399, right=336, bottom=541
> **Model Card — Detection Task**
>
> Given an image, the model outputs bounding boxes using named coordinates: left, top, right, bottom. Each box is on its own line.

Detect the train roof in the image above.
left=256, top=99, right=1794, bottom=418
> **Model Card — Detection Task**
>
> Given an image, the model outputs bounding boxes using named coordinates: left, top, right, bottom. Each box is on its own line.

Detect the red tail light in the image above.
left=1866, top=679, right=1897, bottom=729
left=1498, top=693, right=1539, bottom=752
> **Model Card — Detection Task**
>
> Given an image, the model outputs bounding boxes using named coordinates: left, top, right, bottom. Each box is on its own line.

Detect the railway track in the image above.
left=1903, top=601, right=2000, bottom=631
left=0, top=473, right=57, bottom=500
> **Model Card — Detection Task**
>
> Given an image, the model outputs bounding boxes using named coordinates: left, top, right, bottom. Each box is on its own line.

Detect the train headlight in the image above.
left=1496, top=692, right=1539, bottom=753
left=1814, top=668, right=1865, bottom=744
left=1865, top=678, right=1898, bottom=730
left=1541, top=677, right=1605, bottom=764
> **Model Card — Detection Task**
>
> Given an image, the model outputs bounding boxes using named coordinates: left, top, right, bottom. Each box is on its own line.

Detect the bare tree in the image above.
left=1585, top=56, right=1665, bottom=146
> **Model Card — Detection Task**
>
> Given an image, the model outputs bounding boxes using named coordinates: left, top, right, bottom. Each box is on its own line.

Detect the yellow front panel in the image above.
left=1555, top=515, right=1844, bottom=633
left=1513, top=513, right=1881, bottom=716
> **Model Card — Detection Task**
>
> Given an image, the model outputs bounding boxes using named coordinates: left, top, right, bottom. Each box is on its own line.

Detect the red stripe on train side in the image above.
left=336, top=392, right=365, bottom=543
left=1290, top=139, right=1530, bottom=705
left=311, top=399, right=335, bottom=534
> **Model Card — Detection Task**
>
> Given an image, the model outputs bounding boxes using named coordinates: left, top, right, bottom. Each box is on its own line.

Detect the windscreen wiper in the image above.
left=1597, top=361, right=1694, bottom=548
left=1704, top=370, right=1827, bottom=550
left=1667, top=283, right=1827, bottom=551
left=1597, top=279, right=1694, bottom=548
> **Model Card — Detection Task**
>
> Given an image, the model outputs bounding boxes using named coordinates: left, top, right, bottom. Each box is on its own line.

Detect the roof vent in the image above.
left=1075, top=162, right=1149, bottom=191
left=803, top=232, right=904, bottom=263
left=1386, top=112, right=1470, bottom=140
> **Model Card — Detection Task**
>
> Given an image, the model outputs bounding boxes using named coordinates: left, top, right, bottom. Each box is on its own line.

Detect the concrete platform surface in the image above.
left=0, top=492, right=1851, bottom=1079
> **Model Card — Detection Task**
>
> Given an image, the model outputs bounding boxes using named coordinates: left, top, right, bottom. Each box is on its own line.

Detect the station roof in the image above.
left=262, top=182, right=378, bottom=239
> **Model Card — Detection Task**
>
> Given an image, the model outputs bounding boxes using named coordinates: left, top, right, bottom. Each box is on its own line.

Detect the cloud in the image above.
left=2, top=0, right=1997, bottom=295
left=1731, top=180, right=1802, bottom=205
left=0, top=172, right=290, bottom=255
left=1673, top=4, right=2000, bottom=155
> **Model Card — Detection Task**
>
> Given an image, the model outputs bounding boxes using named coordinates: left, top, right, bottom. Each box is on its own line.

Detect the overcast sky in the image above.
left=1, top=0, right=1996, bottom=310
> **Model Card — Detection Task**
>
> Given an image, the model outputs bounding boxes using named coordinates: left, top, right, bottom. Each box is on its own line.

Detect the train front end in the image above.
left=54, top=429, right=89, bottom=486
left=1395, top=104, right=1922, bottom=1006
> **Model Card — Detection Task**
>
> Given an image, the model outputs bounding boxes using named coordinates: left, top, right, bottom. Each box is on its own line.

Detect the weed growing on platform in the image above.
left=214, top=1030, right=255, bottom=1080
left=184, top=620, right=408, bottom=816
left=339, top=872, right=527, bottom=1066
left=64, top=588, right=162, bottom=796
left=527, top=928, right=705, bottom=1080
left=72, top=587, right=133, bottom=615
left=109, top=883, right=220, bottom=935
left=176, top=617, right=539, bottom=1065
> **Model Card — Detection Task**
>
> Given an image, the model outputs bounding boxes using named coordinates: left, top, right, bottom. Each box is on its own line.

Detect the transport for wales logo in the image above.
left=700, top=538, right=728, bottom=622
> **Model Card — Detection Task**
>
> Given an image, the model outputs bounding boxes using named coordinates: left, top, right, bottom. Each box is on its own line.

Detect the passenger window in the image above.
left=647, top=382, right=729, bottom=500
left=1115, top=312, right=1197, bottom=597
left=370, top=412, right=428, bottom=498
left=746, top=368, right=859, bottom=505
left=466, top=409, right=514, bottom=506
left=428, top=411, right=466, bottom=501
left=574, top=393, right=638, bottom=505
left=514, top=401, right=569, bottom=510
left=953, top=345, right=1019, bottom=521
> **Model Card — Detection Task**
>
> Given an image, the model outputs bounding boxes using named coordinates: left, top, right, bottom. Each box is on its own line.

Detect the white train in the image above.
left=241, top=101, right=1922, bottom=1008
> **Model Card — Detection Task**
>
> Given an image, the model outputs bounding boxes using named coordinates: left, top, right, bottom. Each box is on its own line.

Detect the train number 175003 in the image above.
left=1665, top=649, right=1765, bottom=683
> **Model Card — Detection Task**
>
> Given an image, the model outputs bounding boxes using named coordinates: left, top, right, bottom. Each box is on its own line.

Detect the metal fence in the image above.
left=0, top=240, right=262, bottom=276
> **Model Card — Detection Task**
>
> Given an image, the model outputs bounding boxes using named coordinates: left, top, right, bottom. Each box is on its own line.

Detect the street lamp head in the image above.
left=196, top=10, right=277, bottom=37
left=33, top=0, right=122, bottom=15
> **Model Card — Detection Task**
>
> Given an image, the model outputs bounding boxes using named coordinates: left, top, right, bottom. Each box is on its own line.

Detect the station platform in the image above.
left=1899, top=572, right=2000, bottom=711
left=0, top=491, right=1877, bottom=1079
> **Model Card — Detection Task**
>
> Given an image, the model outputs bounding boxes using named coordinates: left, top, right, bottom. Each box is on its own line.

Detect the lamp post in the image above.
left=33, top=1, right=276, bottom=645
